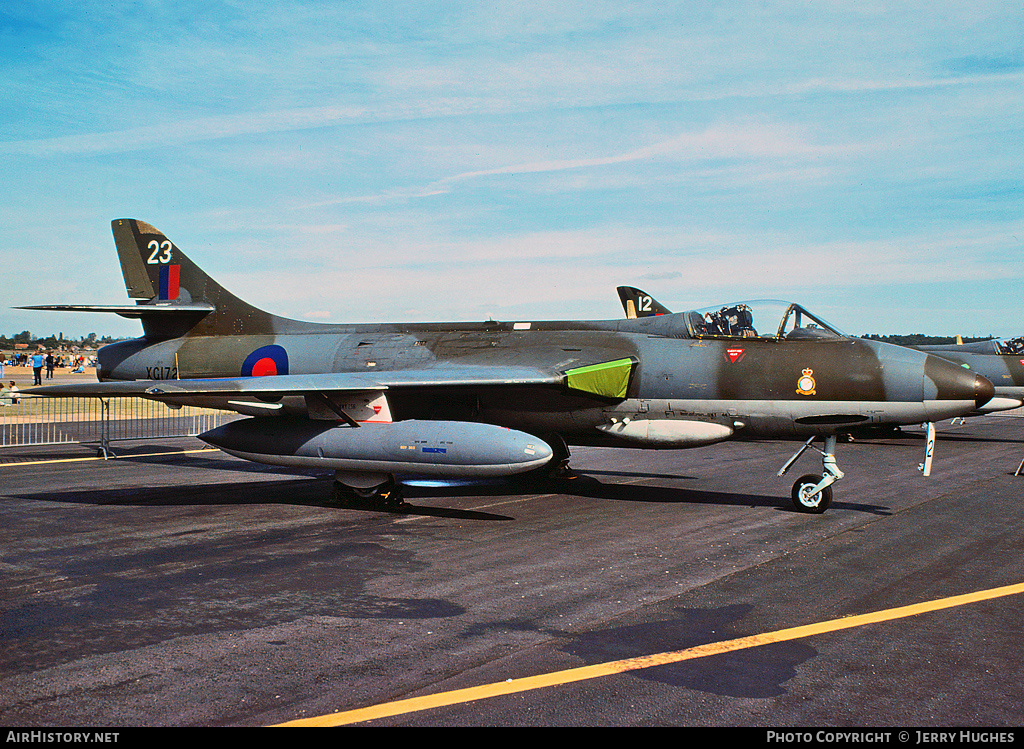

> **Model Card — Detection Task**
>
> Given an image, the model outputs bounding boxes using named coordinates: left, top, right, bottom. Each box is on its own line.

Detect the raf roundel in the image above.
left=241, top=345, right=289, bottom=377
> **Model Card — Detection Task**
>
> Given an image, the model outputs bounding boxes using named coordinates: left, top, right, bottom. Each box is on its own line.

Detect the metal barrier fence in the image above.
left=0, top=395, right=240, bottom=454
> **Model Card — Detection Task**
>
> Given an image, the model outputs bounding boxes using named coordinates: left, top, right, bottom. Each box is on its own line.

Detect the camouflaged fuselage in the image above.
left=96, top=310, right=991, bottom=444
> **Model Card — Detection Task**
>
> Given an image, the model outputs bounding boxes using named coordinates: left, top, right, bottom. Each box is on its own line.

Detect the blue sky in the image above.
left=2, top=1, right=1022, bottom=340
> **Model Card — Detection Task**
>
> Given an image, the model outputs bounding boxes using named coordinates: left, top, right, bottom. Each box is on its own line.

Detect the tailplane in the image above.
left=20, top=219, right=286, bottom=340
left=111, top=218, right=279, bottom=338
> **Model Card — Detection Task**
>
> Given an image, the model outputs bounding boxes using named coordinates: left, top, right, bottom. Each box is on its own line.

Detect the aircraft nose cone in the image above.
left=973, top=373, right=995, bottom=409
left=924, top=354, right=994, bottom=409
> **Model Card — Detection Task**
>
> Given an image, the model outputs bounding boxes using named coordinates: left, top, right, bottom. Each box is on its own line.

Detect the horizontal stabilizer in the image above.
left=22, top=219, right=293, bottom=341
left=16, top=303, right=215, bottom=318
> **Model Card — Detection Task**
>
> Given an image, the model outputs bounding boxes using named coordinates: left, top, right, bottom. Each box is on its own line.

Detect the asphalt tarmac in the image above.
left=1, top=412, right=1023, bottom=728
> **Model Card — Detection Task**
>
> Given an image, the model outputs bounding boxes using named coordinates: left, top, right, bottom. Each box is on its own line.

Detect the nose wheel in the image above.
left=779, top=435, right=844, bottom=514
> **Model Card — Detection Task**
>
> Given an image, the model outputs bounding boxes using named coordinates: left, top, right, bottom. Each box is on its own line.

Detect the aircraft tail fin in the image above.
left=616, top=286, right=673, bottom=318
left=110, top=219, right=282, bottom=339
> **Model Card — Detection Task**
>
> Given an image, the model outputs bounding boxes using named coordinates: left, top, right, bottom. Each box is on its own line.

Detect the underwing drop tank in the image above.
left=200, top=417, right=554, bottom=478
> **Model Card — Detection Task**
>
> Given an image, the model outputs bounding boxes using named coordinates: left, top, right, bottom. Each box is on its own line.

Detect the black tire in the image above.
left=379, top=487, right=405, bottom=509
left=331, top=481, right=356, bottom=507
left=791, top=474, right=833, bottom=513
left=541, top=432, right=572, bottom=474
left=332, top=476, right=403, bottom=509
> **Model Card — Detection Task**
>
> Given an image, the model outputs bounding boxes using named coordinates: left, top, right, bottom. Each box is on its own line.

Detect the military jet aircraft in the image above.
left=21, top=220, right=993, bottom=513
left=619, top=285, right=1024, bottom=414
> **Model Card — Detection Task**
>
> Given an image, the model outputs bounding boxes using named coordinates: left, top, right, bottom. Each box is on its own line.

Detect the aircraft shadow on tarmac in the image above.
left=12, top=476, right=518, bottom=522
left=398, top=470, right=893, bottom=516
left=551, top=472, right=892, bottom=515
left=555, top=473, right=780, bottom=509
left=14, top=448, right=891, bottom=517
left=12, top=471, right=892, bottom=519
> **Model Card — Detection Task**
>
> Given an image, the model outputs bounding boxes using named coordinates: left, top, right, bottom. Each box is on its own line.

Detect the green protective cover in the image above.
left=565, top=358, right=634, bottom=399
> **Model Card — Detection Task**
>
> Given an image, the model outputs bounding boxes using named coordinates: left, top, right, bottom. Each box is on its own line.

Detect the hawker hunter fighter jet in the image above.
left=22, top=221, right=993, bottom=513
left=619, top=285, right=1024, bottom=414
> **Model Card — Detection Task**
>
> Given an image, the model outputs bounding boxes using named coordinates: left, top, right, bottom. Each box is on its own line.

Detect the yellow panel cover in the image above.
left=565, top=358, right=634, bottom=399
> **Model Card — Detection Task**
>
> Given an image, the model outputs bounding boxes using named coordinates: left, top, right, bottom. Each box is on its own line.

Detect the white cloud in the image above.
left=3, top=2, right=1023, bottom=336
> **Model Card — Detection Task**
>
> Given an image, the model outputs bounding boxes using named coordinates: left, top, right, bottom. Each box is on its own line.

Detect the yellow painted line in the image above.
left=1, top=448, right=219, bottom=467
left=276, top=581, right=1024, bottom=727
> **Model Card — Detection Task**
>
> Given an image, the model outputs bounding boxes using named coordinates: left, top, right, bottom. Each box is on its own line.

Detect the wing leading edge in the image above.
left=25, top=358, right=637, bottom=402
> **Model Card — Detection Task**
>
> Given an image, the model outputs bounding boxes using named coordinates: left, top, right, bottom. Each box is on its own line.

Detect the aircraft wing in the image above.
left=25, top=358, right=637, bottom=401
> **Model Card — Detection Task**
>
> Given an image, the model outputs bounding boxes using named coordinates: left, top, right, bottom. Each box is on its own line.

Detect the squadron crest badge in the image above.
left=796, top=368, right=817, bottom=396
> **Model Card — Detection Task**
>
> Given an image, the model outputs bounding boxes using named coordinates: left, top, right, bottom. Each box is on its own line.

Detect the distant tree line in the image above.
left=0, top=332, right=121, bottom=349
left=861, top=333, right=994, bottom=346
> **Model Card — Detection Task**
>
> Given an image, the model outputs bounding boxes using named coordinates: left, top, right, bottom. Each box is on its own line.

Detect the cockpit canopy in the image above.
left=682, top=300, right=847, bottom=341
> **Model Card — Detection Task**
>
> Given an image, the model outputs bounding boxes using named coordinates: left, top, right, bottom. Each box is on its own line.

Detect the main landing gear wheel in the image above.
left=791, top=474, right=833, bottom=514
left=516, top=433, right=577, bottom=484
left=540, top=432, right=576, bottom=480
left=779, top=434, right=843, bottom=514
left=332, top=474, right=405, bottom=509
